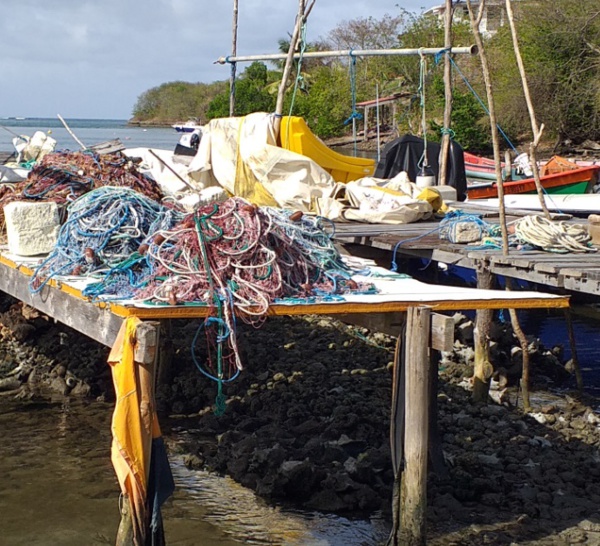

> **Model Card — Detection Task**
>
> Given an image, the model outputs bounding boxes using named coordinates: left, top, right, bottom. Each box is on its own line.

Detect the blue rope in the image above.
left=446, top=54, right=519, bottom=155
left=434, top=47, right=451, bottom=65
left=343, top=50, right=363, bottom=157
left=29, top=187, right=180, bottom=295
left=390, top=226, right=441, bottom=272
left=229, top=61, right=237, bottom=115
left=191, top=314, right=240, bottom=385
left=438, top=210, right=490, bottom=243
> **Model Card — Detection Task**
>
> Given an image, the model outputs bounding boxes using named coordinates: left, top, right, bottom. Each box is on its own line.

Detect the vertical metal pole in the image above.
left=376, top=84, right=381, bottom=163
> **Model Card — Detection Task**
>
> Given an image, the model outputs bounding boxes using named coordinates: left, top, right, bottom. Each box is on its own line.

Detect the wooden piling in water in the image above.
left=400, top=306, right=431, bottom=546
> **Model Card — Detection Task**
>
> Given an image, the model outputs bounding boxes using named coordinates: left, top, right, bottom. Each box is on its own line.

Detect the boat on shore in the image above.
left=464, top=151, right=512, bottom=180
left=466, top=156, right=600, bottom=199
left=464, top=193, right=600, bottom=215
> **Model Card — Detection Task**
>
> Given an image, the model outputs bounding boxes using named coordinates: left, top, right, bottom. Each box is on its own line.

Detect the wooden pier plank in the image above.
left=0, top=258, right=123, bottom=347
left=333, top=208, right=600, bottom=298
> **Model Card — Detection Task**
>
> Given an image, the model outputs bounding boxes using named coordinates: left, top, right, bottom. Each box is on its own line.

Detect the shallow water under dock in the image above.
left=0, top=398, right=389, bottom=546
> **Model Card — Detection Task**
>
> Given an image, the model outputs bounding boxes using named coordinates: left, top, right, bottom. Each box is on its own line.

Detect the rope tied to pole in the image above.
left=288, top=21, right=308, bottom=119
left=417, top=49, right=431, bottom=172
left=439, top=127, right=456, bottom=138
left=434, top=47, right=451, bottom=65
left=343, top=50, right=364, bottom=124
left=342, top=49, right=363, bottom=157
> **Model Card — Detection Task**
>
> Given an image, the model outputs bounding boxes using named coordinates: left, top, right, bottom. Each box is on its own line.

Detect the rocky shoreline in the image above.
left=1, top=293, right=599, bottom=545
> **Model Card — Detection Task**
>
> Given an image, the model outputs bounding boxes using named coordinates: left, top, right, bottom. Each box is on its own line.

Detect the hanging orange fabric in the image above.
left=108, top=317, right=155, bottom=545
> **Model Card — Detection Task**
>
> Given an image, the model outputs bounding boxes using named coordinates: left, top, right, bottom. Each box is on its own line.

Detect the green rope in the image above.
left=194, top=214, right=228, bottom=416
left=288, top=22, right=308, bottom=119
left=214, top=308, right=227, bottom=416
left=440, top=127, right=456, bottom=139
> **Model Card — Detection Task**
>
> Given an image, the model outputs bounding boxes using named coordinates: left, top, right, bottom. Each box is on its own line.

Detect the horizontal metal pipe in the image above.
left=215, top=45, right=478, bottom=65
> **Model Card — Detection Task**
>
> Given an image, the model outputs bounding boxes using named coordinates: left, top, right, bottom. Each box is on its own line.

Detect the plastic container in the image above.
left=588, top=214, right=600, bottom=245
left=415, top=166, right=436, bottom=189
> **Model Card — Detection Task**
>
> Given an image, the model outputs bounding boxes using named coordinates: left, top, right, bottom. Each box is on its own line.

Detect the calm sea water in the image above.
left=0, top=117, right=180, bottom=152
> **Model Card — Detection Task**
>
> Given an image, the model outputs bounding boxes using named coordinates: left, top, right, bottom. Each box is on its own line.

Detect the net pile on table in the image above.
left=78, top=196, right=374, bottom=385
left=30, top=186, right=182, bottom=295
left=0, top=150, right=163, bottom=235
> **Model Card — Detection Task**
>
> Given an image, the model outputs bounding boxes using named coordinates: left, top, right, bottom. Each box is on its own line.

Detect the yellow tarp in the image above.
left=108, top=317, right=161, bottom=545
left=279, top=116, right=376, bottom=182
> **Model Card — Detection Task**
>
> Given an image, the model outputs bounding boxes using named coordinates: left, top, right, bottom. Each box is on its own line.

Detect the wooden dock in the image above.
left=0, top=241, right=568, bottom=546
left=333, top=202, right=600, bottom=297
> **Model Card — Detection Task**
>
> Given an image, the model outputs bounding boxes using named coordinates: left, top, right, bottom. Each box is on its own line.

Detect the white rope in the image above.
left=515, top=215, right=595, bottom=253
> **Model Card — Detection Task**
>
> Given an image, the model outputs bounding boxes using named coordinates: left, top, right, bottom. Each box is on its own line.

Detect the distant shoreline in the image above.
left=127, top=119, right=172, bottom=128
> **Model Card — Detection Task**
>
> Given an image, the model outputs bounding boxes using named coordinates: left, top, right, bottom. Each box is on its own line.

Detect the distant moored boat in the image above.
left=172, top=120, right=203, bottom=133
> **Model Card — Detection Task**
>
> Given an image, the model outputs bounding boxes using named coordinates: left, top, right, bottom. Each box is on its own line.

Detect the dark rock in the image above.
left=305, top=489, right=347, bottom=512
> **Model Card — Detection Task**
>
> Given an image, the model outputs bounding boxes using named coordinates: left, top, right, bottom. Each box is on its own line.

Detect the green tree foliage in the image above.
left=206, top=62, right=276, bottom=119
left=131, top=5, right=600, bottom=149
left=429, top=74, right=492, bottom=152
left=286, top=65, right=352, bottom=138
left=489, top=0, right=600, bottom=145
left=132, top=80, right=226, bottom=123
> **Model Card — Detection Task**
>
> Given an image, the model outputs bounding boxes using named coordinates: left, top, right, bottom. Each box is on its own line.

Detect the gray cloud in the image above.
left=1, top=0, right=429, bottom=118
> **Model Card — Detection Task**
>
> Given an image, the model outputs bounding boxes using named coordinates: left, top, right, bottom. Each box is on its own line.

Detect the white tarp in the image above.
left=127, top=113, right=441, bottom=224
left=188, top=112, right=334, bottom=211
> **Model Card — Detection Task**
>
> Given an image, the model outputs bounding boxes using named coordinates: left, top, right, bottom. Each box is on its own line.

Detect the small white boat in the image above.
left=467, top=193, right=600, bottom=215
left=172, top=120, right=203, bottom=133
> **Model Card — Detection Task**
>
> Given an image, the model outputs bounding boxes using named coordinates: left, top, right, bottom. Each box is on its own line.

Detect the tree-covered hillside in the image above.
left=130, top=1, right=600, bottom=152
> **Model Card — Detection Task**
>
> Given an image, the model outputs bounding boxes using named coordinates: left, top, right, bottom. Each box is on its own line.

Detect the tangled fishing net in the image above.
left=30, top=186, right=182, bottom=294
left=28, top=191, right=376, bottom=406
left=0, top=150, right=163, bottom=236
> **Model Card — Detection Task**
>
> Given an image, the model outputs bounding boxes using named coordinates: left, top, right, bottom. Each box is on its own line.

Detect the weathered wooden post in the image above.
left=438, top=0, right=454, bottom=185
left=402, top=307, right=431, bottom=545
left=473, top=260, right=494, bottom=402
left=388, top=309, right=449, bottom=546
left=563, top=308, right=584, bottom=394
left=156, top=319, right=174, bottom=389
left=229, top=0, right=239, bottom=117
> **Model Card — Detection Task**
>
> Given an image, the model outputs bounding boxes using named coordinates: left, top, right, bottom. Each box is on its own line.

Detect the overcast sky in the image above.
left=1, top=0, right=437, bottom=120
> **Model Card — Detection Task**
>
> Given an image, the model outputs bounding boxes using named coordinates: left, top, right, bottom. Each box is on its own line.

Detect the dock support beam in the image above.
left=401, top=307, right=431, bottom=546
left=388, top=307, right=431, bottom=545
left=473, top=261, right=494, bottom=402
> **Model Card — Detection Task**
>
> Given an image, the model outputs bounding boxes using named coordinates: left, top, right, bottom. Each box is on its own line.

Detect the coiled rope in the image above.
left=514, top=215, right=595, bottom=253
